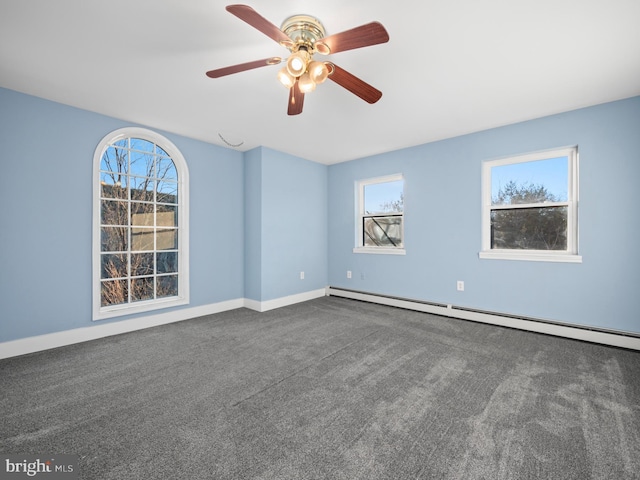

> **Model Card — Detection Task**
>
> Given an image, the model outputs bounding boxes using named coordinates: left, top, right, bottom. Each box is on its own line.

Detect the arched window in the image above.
left=93, top=128, right=189, bottom=320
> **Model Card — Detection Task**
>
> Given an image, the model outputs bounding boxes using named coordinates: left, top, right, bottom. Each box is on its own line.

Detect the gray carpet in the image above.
left=2, top=296, right=639, bottom=479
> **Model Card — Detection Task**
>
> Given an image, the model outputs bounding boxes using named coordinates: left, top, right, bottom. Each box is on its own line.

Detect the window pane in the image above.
left=363, top=216, right=403, bottom=247
left=101, top=200, right=127, bottom=226
left=131, top=252, right=154, bottom=276
left=101, top=254, right=127, bottom=279
left=157, top=228, right=178, bottom=250
left=157, top=275, right=178, bottom=298
left=364, top=180, right=404, bottom=214
left=101, top=227, right=128, bottom=252
left=100, top=172, right=127, bottom=199
left=131, top=227, right=154, bottom=251
left=156, top=145, right=170, bottom=157
left=100, top=147, right=127, bottom=174
left=157, top=180, right=178, bottom=203
left=157, top=252, right=177, bottom=274
left=491, top=206, right=567, bottom=250
left=130, top=177, right=154, bottom=202
left=156, top=157, right=177, bottom=182
left=157, top=204, right=177, bottom=227
left=130, top=150, right=154, bottom=177
left=491, top=156, right=568, bottom=205
left=131, top=202, right=154, bottom=226
left=101, top=279, right=128, bottom=307
left=131, top=276, right=154, bottom=302
left=130, top=138, right=154, bottom=153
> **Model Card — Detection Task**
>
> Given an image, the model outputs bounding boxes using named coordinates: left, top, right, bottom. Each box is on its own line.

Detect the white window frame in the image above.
left=354, top=174, right=406, bottom=255
left=480, top=146, right=581, bottom=263
left=92, top=127, right=190, bottom=320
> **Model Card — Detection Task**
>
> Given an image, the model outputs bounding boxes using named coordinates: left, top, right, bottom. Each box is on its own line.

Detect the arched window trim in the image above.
left=92, top=127, right=190, bottom=321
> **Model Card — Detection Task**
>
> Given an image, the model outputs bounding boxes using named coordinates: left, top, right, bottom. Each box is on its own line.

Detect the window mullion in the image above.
left=490, top=201, right=569, bottom=211
left=127, top=158, right=132, bottom=305
left=153, top=153, right=157, bottom=301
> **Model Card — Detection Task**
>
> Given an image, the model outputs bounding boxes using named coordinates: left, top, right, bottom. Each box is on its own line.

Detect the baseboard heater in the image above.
left=326, top=287, right=640, bottom=351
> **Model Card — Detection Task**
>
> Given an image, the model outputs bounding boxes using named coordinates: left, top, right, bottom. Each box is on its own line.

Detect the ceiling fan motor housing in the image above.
left=280, top=15, right=327, bottom=54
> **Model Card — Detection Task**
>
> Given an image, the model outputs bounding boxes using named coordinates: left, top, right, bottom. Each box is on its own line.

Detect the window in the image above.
left=354, top=174, right=405, bottom=255
left=480, top=146, right=580, bottom=262
left=93, top=128, right=189, bottom=320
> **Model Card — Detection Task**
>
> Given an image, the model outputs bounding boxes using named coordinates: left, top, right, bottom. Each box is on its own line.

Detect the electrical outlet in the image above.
left=300, top=271, right=305, bottom=280
left=347, top=270, right=352, bottom=279
left=457, top=280, right=464, bottom=291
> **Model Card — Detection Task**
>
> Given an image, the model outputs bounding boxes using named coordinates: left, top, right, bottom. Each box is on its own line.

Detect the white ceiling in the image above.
left=1, top=0, right=639, bottom=164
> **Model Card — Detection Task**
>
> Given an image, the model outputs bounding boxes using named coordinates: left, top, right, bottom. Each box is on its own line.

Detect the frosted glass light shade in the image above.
left=286, top=50, right=310, bottom=77
left=308, top=61, right=328, bottom=84
left=298, top=73, right=316, bottom=93
left=277, top=68, right=296, bottom=88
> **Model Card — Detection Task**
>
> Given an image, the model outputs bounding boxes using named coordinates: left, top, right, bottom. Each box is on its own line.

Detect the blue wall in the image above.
left=0, top=88, right=328, bottom=344
left=2, top=87, right=638, bottom=343
left=0, top=88, right=245, bottom=342
left=244, top=147, right=327, bottom=301
left=327, top=96, right=640, bottom=334
left=243, top=148, right=263, bottom=302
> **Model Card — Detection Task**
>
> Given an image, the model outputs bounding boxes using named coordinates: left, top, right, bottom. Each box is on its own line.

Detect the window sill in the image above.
left=93, top=296, right=189, bottom=321
left=479, top=250, right=582, bottom=263
left=353, top=247, right=406, bottom=255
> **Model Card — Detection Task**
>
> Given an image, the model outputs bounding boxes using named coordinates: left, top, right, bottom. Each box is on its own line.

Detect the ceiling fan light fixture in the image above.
left=277, top=67, right=296, bottom=88
left=206, top=5, right=389, bottom=115
left=298, top=72, right=316, bottom=93
left=308, top=61, right=329, bottom=84
left=286, top=50, right=310, bottom=77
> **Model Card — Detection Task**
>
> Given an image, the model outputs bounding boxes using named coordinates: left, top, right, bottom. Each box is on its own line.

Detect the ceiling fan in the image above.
left=206, top=4, right=390, bottom=115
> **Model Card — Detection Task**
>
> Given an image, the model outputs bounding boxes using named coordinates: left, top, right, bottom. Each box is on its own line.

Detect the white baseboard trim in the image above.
left=0, top=289, right=330, bottom=360
left=9, top=286, right=632, bottom=359
left=0, top=298, right=245, bottom=360
left=244, top=288, right=327, bottom=313
left=327, top=287, right=640, bottom=351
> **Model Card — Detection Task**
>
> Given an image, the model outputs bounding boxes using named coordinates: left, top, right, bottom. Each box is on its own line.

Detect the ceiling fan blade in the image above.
left=226, top=4, right=292, bottom=46
left=316, top=22, right=389, bottom=55
left=206, top=57, right=281, bottom=78
left=287, top=81, right=305, bottom=115
left=327, top=63, right=382, bottom=104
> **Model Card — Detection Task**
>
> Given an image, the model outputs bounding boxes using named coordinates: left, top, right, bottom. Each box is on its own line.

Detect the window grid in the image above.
left=354, top=174, right=405, bottom=254
left=480, top=147, right=580, bottom=262
left=99, top=136, right=179, bottom=308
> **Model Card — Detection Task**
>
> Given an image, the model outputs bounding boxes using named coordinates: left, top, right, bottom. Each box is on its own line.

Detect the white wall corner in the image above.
left=243, top=288, right=327, bottom=313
